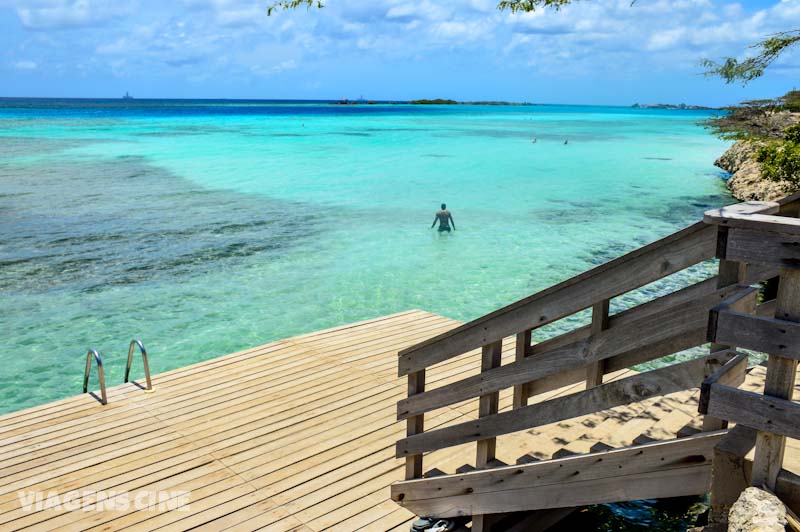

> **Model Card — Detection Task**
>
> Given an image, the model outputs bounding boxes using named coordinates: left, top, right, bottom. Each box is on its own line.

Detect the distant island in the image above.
left=632, top=102, right=716, bottom=110
left=409, top=99, right=533, bottom=105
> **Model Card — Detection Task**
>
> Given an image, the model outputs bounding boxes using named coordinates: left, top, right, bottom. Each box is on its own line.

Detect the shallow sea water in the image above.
left=0, top=99, right=732, bottom=413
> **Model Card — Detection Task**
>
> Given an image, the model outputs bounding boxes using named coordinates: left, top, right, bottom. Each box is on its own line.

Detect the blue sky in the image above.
left=1, top=0, right=799, bottom=106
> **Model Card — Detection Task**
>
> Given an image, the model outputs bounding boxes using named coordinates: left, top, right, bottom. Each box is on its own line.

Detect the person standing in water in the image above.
left=431, top=203, right=455, bottom=232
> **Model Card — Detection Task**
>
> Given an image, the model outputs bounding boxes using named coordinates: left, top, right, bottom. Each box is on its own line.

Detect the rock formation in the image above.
left=714, top=141, right=794, bottom=201
left=727, top=487, right=787, bottom=532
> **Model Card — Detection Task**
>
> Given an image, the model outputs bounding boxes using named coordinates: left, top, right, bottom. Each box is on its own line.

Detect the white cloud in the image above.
left=13, top=60, right=37, bottom=70
left=11, top=0, right=134, bottom=30
left=5, top=0, right=800, bottom=96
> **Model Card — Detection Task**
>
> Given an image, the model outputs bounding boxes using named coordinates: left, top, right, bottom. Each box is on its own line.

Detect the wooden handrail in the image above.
left=398, top=222, right=717, bottom=376
left=396, top=284, right=747, bottom=421
left=395, top=350, right=737, bottom=458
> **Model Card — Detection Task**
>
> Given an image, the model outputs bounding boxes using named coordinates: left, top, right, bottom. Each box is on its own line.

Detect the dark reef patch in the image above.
left=0, top=145, right=331, bottom=295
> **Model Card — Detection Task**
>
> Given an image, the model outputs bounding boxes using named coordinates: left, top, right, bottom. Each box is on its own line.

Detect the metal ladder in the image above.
left=82, top=339, right=152, bottom=405
left=83, top=349, right=107, bottom=405
left=125, top=339, right=153, bottom=392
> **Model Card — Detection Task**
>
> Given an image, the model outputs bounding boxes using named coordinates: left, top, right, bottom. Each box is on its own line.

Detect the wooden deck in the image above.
left=0, top=309, right=795, bottom=531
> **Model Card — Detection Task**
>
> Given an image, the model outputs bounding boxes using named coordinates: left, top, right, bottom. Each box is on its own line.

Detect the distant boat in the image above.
left=122, top=92, right=133, bottom=100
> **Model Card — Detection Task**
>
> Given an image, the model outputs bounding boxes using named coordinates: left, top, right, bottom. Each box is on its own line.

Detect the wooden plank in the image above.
left=699, top=352, right=748, bottom=414
left=405, top=371, right=425, bottom=480
left=397, top=286, right=739, bottom=421
left=522, top=277, right=725, bottom=401
left=706, top=212, right=800, bottom=236
left=473, top=340, right=503, bottom=532
left=396, top=351, right=734, bottom=457
left=476, top=341, right=503, bottom=468
left=512, top=330, right=532, bottom=409
left=753, top=268, right=800, bottom=490
left=529, top=276, right=721, bottom=361
left=398, top=222, right=717, bottom=376
left=710, top=311, right=800, bottom=360
left=704, top=272, right=732, bottom=436
left=704, top=201, right=780, bottom=221
left=391, top=431, right=724, bottom=518
left=586, top=299, right=610, bottom=388
left=707, top=384, right=800, bottom=440
left=724, top=227, right=800, bottom=268
left=709, top=425, right=758, bottom=524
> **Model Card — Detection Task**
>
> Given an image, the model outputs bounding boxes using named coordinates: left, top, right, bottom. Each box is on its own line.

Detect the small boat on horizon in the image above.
left=122, top=92, right=133, bottom=100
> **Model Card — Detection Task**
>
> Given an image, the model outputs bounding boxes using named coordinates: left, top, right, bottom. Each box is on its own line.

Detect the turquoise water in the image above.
left=0, top=100, right=732, bottom=414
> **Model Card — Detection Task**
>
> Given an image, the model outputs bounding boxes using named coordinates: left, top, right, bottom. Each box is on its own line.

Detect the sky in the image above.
left=1, top=0, right=799, bottom=106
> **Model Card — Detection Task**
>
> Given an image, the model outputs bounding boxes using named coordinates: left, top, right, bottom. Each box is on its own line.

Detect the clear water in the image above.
left=0, top=99, right=732, bottom=414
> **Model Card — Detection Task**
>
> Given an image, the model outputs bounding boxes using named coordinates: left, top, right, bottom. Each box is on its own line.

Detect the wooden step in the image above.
left=551, top=448, right=579, bottom=459
left=677, top=423, right=702, bottom=439
left=516, top=454, right=541, bottom=465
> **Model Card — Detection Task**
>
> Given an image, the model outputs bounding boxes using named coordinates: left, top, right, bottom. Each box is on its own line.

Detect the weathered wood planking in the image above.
left=396, top=351, right=735, bottom=457
left=709, top=425, right=758, bottom=524
left=4, top=308, right=730, bottom=532
left=753, top=266, right=800, bottom=489
left=698, top=352, right=748, bottom=414
left=711, top=311, right=800, bottom=360
left=706, top=384, right=800, bottom=441
left=721, top=227, right=800, bottom=268
left=397, top=286, right=742, bottom=421
left=398, top=222, right=717, bottom=376
left=0, top=310, right=469, bottom=532
left=586, top=299, right=610, bottom=388
left=392, top=431, right=725, bottom=518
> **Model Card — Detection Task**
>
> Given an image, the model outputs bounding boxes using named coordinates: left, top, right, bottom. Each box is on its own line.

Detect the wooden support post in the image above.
left=405, top=370, right=425, bottom=480
left=704, top=254, right=745, bottom=430
left=586, top=299, right=610, bottom=388
left=513, top=330, right=532, bottom=409
left=752, top=267, right=800, bottom=490
left=474, top=340, right=503, bottom=532
left=477, top=340, right=503, bottom=467
left=709, top=425, right=756, bottom=525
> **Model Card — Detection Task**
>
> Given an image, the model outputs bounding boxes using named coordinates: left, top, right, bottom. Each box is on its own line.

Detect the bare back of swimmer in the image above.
left=431, top=203, right=455, bottom=232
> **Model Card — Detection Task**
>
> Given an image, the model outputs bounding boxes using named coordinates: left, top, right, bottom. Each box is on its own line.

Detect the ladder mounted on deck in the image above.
left=81, top=338, right=153, bottom=405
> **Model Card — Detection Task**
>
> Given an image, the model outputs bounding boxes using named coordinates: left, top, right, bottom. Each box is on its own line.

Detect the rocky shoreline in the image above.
left=714, top=141, right=795, bottom=201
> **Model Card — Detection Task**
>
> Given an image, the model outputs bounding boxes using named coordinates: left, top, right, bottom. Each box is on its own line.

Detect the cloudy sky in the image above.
left=1, top=0, right=799, bottom=105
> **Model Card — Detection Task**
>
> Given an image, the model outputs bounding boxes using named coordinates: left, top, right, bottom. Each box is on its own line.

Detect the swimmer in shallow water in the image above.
left=431, top=203, right=455, bottom=233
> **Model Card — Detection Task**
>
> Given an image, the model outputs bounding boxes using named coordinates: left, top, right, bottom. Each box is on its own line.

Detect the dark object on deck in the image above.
left=411, top=517, right=456, bottom=531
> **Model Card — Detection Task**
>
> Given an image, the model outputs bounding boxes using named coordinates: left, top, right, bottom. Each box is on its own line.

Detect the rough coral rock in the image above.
left=726, top=487, right=787, bottom=532
left=714, top=141, right=794, bottom=202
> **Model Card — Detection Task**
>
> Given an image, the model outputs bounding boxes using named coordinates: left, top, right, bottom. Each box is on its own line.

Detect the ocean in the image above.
left=0, top=99, right=731, bottom=414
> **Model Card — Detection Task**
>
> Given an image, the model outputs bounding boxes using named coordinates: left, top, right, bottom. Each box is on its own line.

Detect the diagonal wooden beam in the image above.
left=397, top=286, right=743, bottom=421
left=396, top=351, right=736, bottom=458
left=391, top=431, right=725, bottom=518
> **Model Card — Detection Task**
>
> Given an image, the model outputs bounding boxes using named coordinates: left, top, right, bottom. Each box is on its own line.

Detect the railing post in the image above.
left=473, top=339, right=503, bottom=532
left=586, top=299, right=610, bottom=388
left=513, top=330, right=531, bottom=408
left=752, top=267, right=800, bottom=489
left=704, top=232, right=746, bottom=430
left=405, top=370, right=425, bottom=480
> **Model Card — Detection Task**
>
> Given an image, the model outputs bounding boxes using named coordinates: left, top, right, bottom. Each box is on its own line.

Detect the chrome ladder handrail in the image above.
left=125, top=339, right=152, bottom=391
left=83, top=349, right=107, bottom=405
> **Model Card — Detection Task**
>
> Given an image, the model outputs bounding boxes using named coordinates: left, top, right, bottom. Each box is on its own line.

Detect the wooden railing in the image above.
left=395, top=193, right=800, bottom=528
left=698, top=195, right=800, bottom=522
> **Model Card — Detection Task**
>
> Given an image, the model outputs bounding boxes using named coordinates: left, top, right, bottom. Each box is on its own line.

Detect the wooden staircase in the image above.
left=390, top=194, right=800, bottom=530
